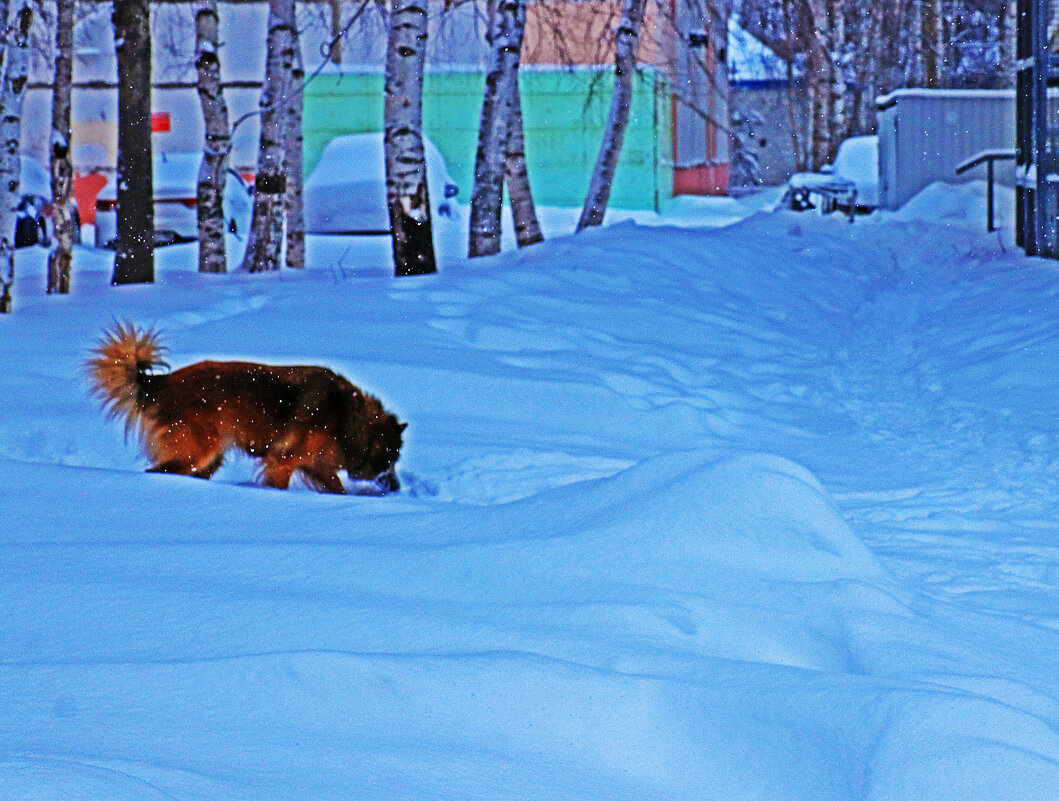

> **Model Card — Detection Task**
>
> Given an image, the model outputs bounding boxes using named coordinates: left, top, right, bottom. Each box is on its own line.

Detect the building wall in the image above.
left=877, top=89, right=1016, bottom=209
left=304, top=67, right=673, bottom=210
left=729, top=81, right=809, bottom=186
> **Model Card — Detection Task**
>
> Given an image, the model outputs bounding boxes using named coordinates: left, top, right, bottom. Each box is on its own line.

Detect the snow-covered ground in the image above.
left=3, top=182, right=1059, bottom=800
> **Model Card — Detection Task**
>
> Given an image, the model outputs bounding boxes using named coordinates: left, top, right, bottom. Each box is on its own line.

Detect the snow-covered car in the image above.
left=14, top=155, right=82, bottom=248
left=823, top=135, right=879, bottom=211
left=304, top=133, right=459, bottom=234
left=94, top=152, right=253, bottom=248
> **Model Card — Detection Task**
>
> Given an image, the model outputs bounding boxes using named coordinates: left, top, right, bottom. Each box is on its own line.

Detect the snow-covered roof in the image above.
left=876, top=88, right=1016, bottom=108
left=726, top=17, right=790, bottom=85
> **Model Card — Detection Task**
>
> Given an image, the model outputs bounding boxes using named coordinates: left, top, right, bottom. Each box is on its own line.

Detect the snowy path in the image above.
left=4, top=189, right=1059, bottom=799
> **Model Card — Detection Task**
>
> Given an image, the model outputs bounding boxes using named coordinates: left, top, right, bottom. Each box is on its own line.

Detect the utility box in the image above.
left=876, top=89, right=1015, bottom=210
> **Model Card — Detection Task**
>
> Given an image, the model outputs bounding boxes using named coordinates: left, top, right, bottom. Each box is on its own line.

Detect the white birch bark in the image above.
left=0, top=5, right=32, bottom=313
left=468, top=0, right=527, bottom=258
left=504, top=79, right=542, bottom=248
left=47, top=0, right=74, bottom=295
left=384, top=0, right=436, bottom=276
left=240, top=0, right=295, bottom=273
left=576, top=0, right=646, bottom=231
left=284, top=27, right=305, bottom=269
left=195, top=0, right=231, bottom=274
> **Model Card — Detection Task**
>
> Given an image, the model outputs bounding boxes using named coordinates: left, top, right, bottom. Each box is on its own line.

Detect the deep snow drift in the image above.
left=3, top=183, right=1059, bottom=800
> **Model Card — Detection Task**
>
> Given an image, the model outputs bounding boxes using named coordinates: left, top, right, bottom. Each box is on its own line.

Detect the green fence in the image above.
left=303, top=67, right=673, bottom=211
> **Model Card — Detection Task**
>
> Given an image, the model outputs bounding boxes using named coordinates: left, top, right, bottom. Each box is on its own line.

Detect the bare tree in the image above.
left=240, top=0, right=295, bottom=273
left=468, top=0, right=528, bottom=258
left=112, top=0, right=154, bottom=285
left=504, top=80, right=542, bottom=248
left=194, top=0, right=231, bottom=274
left=0, top=5, right=33, bottom=313
left=47, top=0, right=75, bottom=295
left=284, top=26, right=305, bottom=269
left=576, top=0, right=646, bottom=231
left=384, top=0, right=436, bottom=276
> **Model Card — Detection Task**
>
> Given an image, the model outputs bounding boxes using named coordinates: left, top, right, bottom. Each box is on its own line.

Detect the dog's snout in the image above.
left=377, top=468, right=399, bottom=493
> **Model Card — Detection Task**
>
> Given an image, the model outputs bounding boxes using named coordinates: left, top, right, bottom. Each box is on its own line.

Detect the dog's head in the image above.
left=347, top=400, right=406, bottom=492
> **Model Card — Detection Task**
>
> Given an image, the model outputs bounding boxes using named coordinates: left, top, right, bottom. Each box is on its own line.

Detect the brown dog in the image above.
left=87, top=322, right=405, bottom=493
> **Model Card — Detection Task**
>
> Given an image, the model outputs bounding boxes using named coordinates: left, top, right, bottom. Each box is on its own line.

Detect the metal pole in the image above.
left=988, top=158, right=995, bottom=232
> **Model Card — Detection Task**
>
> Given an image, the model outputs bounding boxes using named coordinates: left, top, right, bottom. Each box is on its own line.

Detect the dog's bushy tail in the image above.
left=86, top=322, right=168, bottom=433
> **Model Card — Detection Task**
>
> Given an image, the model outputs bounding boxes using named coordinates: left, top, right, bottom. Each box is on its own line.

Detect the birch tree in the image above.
left=284, top=30, right=305, bottom=269
left=47, top=0, right=74, bottom=295
left=0, top=5, right=33, bottom=313
left=468, top=0, right=528, bottom=258
left=576, top=0, right=646, bottom=231
left=504, top=80, right=542, bottom=248
left=240, top=0, right=295, bottom=272
left=384, top=0, right=436, bottom=276
left=112, top=0, right=154, bottom=285
left=195, top=0, right=231, bottom=274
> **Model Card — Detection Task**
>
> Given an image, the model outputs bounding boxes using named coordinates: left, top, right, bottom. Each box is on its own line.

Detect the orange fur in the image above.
left=87, top=323, right=405, bottom=493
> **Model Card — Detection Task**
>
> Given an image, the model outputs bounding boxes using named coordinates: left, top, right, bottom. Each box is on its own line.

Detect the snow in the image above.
left=727, top=17, right=790, bottom=84
left=4, top=183, right=1059, bottom=799
left=830, top=135, right=880, bottom=208
left=304, top=133, right=460, bottom=234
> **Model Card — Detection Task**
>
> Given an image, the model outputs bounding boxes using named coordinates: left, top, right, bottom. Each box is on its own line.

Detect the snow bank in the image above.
left=4, top=189, right=1059, bottom=798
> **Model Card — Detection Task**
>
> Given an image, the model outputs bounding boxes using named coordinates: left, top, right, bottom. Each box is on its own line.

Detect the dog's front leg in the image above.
left=262, top=460, right=295, bottom=490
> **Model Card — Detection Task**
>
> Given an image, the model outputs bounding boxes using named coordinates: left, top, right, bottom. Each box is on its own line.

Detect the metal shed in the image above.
left=876, top=89, right=1015, bottom=210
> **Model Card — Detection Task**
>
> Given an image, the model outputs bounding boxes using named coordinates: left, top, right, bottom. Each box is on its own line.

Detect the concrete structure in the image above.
left=303, top=67, right=672, bottom=210
left=875, top=89, right=1015, bottom=210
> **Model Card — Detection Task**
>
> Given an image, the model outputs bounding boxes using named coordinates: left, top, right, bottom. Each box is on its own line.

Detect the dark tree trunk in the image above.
left=0, top=5, right=33, bottom=313
left=240, top=0, right=295, bottom=273
left=384, top=0, right=436, bottom=276
left=112, top=0, right=154, bottom=285
left=47, top=0, right=75, bottom=294
left=576, top=0, right=646, bottom=231
left=195, top=0, right=231, bottom=274
left=468, top=0, right=527, bottom=258
left=504, top=79, right=543, bottom=248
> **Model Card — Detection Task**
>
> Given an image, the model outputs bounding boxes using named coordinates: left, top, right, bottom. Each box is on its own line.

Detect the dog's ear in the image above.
left=399, top=422, right=408, bottom=432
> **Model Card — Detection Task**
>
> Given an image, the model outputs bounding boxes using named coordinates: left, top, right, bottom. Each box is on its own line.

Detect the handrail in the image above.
left=954, top=149, right=1016, bottom=232
left=955, top=149, right=1016, bottom=174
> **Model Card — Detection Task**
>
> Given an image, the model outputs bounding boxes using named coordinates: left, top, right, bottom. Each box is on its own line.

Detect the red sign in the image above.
left=151, top=112, right=171, bottom=133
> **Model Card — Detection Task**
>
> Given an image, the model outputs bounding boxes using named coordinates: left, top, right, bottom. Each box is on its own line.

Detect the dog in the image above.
left=87, top=322, right=405, bottom=494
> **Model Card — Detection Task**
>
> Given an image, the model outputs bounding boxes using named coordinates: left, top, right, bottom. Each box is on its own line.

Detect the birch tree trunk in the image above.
left=384, top=0, right=436, bottom=276
left=47, top=0, right=74, bottom=295
left=468, top=0, right=527, bottom=258
left=195, top=0, right=230, bottom=274
left=240, top=0, right=295, bottom=273
left=504, top=80, right=542, bottom=248
left=284, top=28, right=305, bottom=269
left=112, top=0, right=154, bottom=285
left=920, top=0, right=941, bottom=87
left=576, top=0, right=646, bottom=231
left=0, top=5, right=32, bottom=313
left=825, top=0, right=846, bottom=147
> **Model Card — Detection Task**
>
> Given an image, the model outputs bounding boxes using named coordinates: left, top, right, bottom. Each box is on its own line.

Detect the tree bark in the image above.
left=468, top=0, right=527, bottom=258
left=195, top=0, right=231, bottom=274
left=284, top=26, right=305, bottom=269
left=47, top=0, right=75, bottom=295
left=0, top=5, right=33, bottom=313
left=112, top=0, right=154, bottom=285
left=504, top=79, right=542, bottom=248
left=240, top=0, right=295, bottom=273
left=384, top=0, right=436, bottom=276
left=920, top=0, right=941, bottom=87
left=576, top=0, right=646, bottom=231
